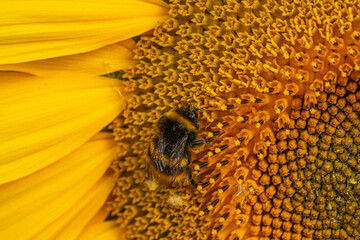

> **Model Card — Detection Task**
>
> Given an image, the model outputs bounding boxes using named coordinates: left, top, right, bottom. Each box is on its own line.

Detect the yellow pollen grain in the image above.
left=248, top=186, right=255, bottom=194
left=348, top=48, right=355, bottom=56
left=180, top=158, right=187, bottom=167
left=284, top=90, right=291, bottom=95
left=214, top=148, right=221, bottom=153
left=145, top=180, right=159, bottom=191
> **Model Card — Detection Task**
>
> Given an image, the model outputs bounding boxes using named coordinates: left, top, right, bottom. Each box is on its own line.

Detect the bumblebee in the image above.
left=148, top=104, right=204, bottom=187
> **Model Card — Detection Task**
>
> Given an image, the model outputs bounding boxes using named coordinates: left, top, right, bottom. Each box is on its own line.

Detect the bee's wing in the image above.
left=151, top=133, right=167, bottom=172
left=169, top=134, right=188, bottom=167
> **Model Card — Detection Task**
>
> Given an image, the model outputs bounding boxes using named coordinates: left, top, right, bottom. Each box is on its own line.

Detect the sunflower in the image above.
left=110, top=0, right=360, bottom=239
left=3, top=0, right=360, bottom=240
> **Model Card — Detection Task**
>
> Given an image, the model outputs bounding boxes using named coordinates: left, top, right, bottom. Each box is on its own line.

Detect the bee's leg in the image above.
left=148, top=168, right=156, bottom=181
left=145, top=169, right=160, bottom=191
left=191, top=139, right=205, bottom=147
left=186, top=165, right=198, bottom=188
left=167, top=177, right=176, bottom=188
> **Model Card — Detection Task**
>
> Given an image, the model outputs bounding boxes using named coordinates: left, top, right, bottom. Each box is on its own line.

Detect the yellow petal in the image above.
left=77, top=209, right=126, bottom=240
left=0, top=39, right=136, bottom=76
left=0, top=72, right=125, bottom=184
left=34, top=172, right=114, bottom=240
left=0, top=133, right=117, bottom=240
left=0, top=0, right=168, bottom=64
left=86, top=224, right=126, bottom=240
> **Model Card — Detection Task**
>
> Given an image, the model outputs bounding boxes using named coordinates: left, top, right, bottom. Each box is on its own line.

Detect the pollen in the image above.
left=145, top=180, right=159, bottom=191
left=168, top=195, right=184, bottom=207
left=110, top=0, right=360, bottom=239
left=180, top=158, right=188, bottom=167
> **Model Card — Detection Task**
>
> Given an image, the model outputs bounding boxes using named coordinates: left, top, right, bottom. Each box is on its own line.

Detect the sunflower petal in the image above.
left=0, top=133, right=117, bottom=240
left=84, top=224, right=126, bottom=240
left=0, top=0, right=168, bottom=64
left=0, top=39, right=136, bottom=76
left=0, top=72, right=125, bottom=184
left=77, top=209, right=126, bottom=240
left=34, top=171, right=114, bottom=240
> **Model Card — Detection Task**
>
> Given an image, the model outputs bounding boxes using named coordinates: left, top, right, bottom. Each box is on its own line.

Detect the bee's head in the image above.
left=176, top=104, right=199, bottom=126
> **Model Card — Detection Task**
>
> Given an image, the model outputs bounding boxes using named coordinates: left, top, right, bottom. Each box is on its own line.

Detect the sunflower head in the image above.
left=110, top=0, right=360, bottom=239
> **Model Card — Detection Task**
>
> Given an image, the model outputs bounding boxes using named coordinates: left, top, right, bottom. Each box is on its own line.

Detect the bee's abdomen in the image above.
left=154, top=159, right=184, bottom=176
left=148, top=144, right=186, bottom=177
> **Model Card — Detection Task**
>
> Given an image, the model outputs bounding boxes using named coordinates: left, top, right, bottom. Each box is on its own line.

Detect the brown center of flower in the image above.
left=110, top=0, right=360, bottom=239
